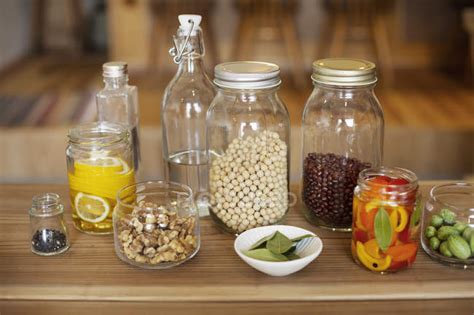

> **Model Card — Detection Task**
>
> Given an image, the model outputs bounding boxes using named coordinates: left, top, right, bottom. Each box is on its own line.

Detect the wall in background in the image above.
left=0, top=0, right=32, bottom=71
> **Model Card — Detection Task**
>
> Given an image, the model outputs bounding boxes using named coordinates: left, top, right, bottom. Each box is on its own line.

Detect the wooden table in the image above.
left=0, top=183, right=473, bottom=314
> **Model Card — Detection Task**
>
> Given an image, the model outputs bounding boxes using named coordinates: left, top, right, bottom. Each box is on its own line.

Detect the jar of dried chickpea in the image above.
left=207, top=61, right=290, bottom=234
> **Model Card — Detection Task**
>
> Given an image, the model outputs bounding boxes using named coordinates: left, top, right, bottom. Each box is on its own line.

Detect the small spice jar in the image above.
left=301, top=58, right=384, bottom=231
left=113, top=181, right=200, bottom=269
left=207, top=61, right=290, bottom=234
left=29, top=193, right=70, bottom=256
left=351, top=167, right=421, bottom=273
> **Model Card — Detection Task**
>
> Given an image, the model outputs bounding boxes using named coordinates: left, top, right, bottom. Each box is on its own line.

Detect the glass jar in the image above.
left=302, top=58, right=384, bottom=231
left=421, top=183, right=473, bottom=269
left=113, top=181, right=200, bottom=269
left=67, top=122, right=135, bottom=234
left=352, top=167, right=421, bottom=273
left=29, top=193, right=70, bottom=256
left=207, top=61, right=290, bottom=234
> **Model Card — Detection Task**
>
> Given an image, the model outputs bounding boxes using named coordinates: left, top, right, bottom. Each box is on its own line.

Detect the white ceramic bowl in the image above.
left=234, top=225, right=323, bottom=276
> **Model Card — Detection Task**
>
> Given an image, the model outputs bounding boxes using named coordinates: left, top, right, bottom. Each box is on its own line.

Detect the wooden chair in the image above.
left=232, top=0, right=306, bottom=88
left=316, top=0, right=395, bottom=85
left=31, top=0, right=85, bottom=54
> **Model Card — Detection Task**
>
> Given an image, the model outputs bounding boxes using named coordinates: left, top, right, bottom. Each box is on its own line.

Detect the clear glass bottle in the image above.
left=162, top=15, right=215, bottom=217
left=29, top=193, right=70, bottom=256
left=207, top=61, right=290, bottom=234
left=66, top=122, right=135, bottom=234
left=301, top=58, right=384, bottom=231
left=96, top=61, right=141, bottom=172
left=352, top=167, right=420, bottom=273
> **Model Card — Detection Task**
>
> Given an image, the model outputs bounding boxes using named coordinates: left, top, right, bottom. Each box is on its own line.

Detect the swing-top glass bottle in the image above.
left=161, top=15, right=216, bottom=216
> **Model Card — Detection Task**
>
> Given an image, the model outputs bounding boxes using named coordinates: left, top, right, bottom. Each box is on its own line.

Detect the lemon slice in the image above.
left=74, top=192, right=110, bottom=223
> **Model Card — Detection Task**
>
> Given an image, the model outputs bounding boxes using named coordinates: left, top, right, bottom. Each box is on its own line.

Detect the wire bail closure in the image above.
left=168, top=19, right=195, bottom=64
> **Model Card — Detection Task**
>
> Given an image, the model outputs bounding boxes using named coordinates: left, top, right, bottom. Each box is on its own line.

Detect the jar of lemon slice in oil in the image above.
left=67, top=122, right=135, bottom=234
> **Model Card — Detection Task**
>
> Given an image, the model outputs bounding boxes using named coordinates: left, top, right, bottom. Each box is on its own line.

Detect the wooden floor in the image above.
left=0, top=55, right=473, bottom=129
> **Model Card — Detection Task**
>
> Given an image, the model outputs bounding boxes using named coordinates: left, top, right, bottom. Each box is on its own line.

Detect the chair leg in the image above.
left=31, top=0, right=46, bottom=54
left=372, top=14, right=394, bottom=85
left=329, top=13, right=347, bottom=57
left=233, top=12, right=255, bottom=61
left=69, top=0, right=85, bottom=55
left=281, top=12, right=306, bottom=88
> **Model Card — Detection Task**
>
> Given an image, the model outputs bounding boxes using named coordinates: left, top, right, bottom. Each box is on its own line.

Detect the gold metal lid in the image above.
left=311, top=58, right=377, bottom=86
left=214, top=61, right=281, bottom=89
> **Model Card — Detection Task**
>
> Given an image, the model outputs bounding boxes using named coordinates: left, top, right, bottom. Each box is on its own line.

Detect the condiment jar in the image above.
left=352, top=167, right=421, bottom=273
left=421, top=182, right=474, bottom=268
left=207, top=61, right=290, bottom=234
left=113, top=181, right=200, bottom=269
left=66, top=122, right=135, bottom=234
left=29, top=193, right=70, bottom=256
left=301, top=58, right=384, bottom=231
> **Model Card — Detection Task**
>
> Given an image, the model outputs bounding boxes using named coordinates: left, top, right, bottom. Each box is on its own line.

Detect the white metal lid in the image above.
left=214, top=61, right=281, bottom=89
left=178, top=14, right=202, bottom=36
left=311, top=58, right=377, bottom=86
left=102, top=61, right=128, bottom=78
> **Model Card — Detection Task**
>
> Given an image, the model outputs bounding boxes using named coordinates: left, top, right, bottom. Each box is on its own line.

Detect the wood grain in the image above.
left=0, top=183, right=473, bottom=315
left=1, top=299, right=474, bottom=315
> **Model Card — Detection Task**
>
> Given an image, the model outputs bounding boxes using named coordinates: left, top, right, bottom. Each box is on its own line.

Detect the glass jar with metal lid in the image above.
left=301, top=58, right=384, bottom=231
left=207, top=61, right=290, bottom=234
left=66, top=121, right=135, bottom=234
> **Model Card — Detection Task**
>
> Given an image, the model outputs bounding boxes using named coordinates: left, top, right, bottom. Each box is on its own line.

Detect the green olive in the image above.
left=429, top=237, right=440, bottom=251
left=430, top=215, right=443, bottom=228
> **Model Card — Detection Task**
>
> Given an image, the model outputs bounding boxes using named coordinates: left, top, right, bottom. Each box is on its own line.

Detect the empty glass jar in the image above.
left=301, top=58, right=384, bottom=231
left=29, top=193, right=70, bottom=256
left=207, top=61, right=290, bottom=234
left=113, top=181, right=200, bottom=269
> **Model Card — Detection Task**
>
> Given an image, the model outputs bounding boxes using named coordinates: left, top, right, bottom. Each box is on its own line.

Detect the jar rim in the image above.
left=358, top=166, right=419, bottom=192
left=116, top=180, right=194, bottom=211
left=429, top=182, right=473, bottom=211
left=29, top=193, right=64, bottom=217
left=68, top=122, right=128, bottom=147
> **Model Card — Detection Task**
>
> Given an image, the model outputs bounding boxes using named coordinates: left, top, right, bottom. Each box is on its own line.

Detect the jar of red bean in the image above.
left=301, top=58, right=384, bottom=231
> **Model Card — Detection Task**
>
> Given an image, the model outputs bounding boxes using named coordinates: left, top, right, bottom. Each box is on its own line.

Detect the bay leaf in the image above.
left=248, top=231, right=277, bottom=250
left=409, top=201, right=422, bottom=228
left=285, top=252, right=301, bottom=260
left=374, top=208, right=392, bottom=251
left=266, top=231, right=293, bottom=254
left=291, top=234, right=315, bottom=242
left=244, top=248, right=289, bottom=262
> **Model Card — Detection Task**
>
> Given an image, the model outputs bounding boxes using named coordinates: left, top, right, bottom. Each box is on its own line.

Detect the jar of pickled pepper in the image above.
left=351, top=167, right=421, bottom=273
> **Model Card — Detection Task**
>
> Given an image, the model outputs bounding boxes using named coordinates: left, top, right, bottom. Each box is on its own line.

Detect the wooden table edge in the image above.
left=1, top=281, right=473, bottom=302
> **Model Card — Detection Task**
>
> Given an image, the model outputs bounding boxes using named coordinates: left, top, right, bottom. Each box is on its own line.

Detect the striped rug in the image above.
left=0, top=90, right=96, bottom=127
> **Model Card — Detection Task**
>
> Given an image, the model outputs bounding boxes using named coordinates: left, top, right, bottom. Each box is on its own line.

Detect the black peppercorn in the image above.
left=31, top=229, right=68, bottom=253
